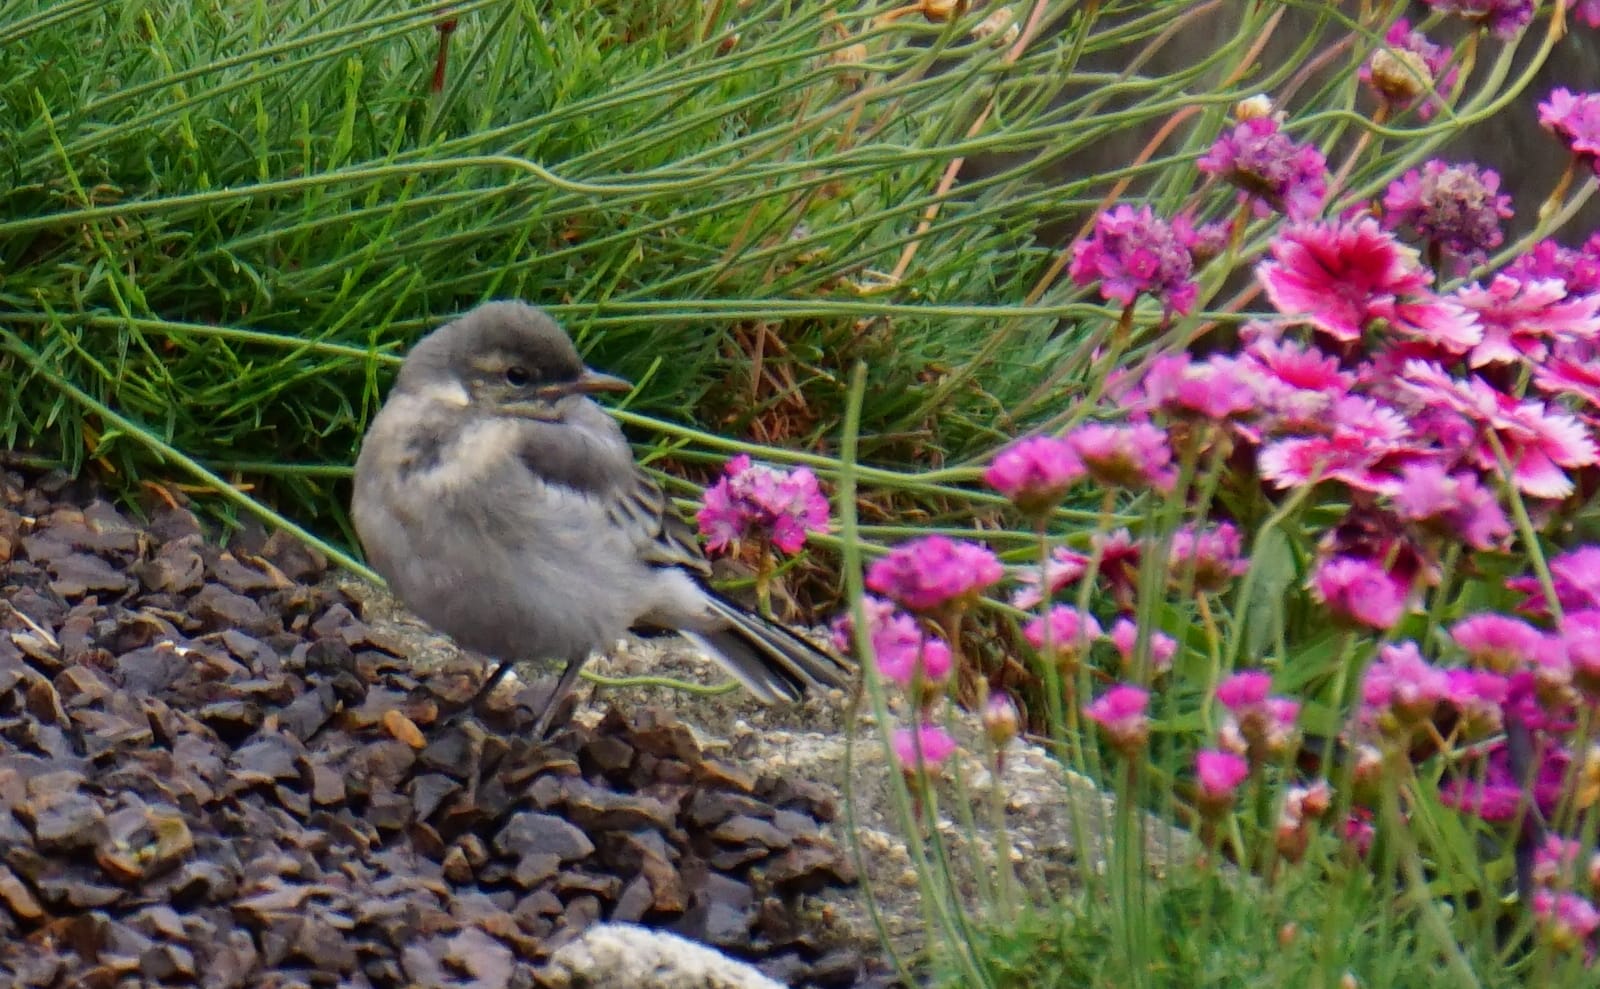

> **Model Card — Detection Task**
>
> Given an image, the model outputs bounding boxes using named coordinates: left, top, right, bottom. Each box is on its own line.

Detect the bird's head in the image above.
left=395, top=301, right=631, bottom=422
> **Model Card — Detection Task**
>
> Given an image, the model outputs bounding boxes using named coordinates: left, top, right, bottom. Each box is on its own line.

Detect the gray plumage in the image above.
left=351, top=301, right=850, bottom=730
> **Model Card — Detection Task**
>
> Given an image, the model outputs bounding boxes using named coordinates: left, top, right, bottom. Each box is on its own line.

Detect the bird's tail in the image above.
left=679, top=594, right=855, bottom=705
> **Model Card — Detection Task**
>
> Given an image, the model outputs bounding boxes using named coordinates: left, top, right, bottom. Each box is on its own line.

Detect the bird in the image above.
left=350, top=300, right=852, bottom=734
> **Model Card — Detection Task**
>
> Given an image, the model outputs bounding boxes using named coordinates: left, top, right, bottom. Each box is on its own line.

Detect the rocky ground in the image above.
left=0, top=467, right=879, bottom=988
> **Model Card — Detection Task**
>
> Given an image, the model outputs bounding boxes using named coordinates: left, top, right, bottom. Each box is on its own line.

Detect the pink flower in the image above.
left=1507, top=233, right=1600, bottom=297
left=1240, top=337, right=1353, bottom=434
left=1090, top=529, right=1145, bottom=611
left=1399, top=361, right=1599, bottom=499
left=1168, top=522, right=1248, bottom=593
left=1444, top=667, right=1509, bottom=735
left=892, top=723, right=959, bottom=772
left=1197, top=117, right=1327, bottom=219
left=1533, top=358, right=1600, bottom=424
left=1311, top=555, right=1408, bottom=631
left=1531, top=835, right=1585, bottom=891
left=1423, top=0, right=1534, bottom=39
left=1024, top=605, right=1103, bottom=672
left=1561, top=609, right=1600, bottom=699
left=1450, top=613, right=1549, bottom=672
left=1539, top=88, right=1600, bottom=177
left=1359, top=19, right=1458, bottom=119
left=1381, top=160, right=1511, bottom=262
left=1454, top=274, right=1600, bottom=368
left=984, top=436, right=1085, bottom=514
left=1068, top=204, right=1198, bottom=314
left=1216, top=671, right=1300, bottom=760
left=1139, top=353, right=1258, bottom=421
left=1108, top=617, right=1177, bottom=674
left=1010, top=546, right=1090, bottom=610
left=831, top=596, right=951, bottom=689
left=1532, top=891, right=1600, bottom=952
left=1065, top=422, right=1175, bottom=492
left=1173, top=212, right=1232, bottom=265
left=1578, top=0, right=1600, bottom=28
left=1510, top=546, right=1600, bottom=616
left=1194, top=749, right=1250, bottom=815
left=697, top=454, right=829, bottom=555
left=1439, top=744, right=1567, bottom=822
left=982, top=693, right=1021, bottom=747
left=1257, top=218, right=1480, bottom=349
left=867, top=536, right=1003, bottom=612
left=1386, top=461, right=1510, bottom=551
left=1361, top=641, right=1452, bottom=734
left=1084, top=684, right=1149, bottom=756
left=1259, top=395, right=1422, bottom=495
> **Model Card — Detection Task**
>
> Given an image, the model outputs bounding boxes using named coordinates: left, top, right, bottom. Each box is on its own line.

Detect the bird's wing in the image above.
left=603, top=467, right=713, bottom=578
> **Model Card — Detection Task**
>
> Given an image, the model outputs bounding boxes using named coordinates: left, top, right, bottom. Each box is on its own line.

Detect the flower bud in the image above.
left=973, top=7, right=1017, bottom=45
left=1366, top=47, right=1432, bottom=104
left=982, top=692, right=1021, bottom=748
left=922, top=0, right=964, bottom=22
left=1234, top=94, right=1275, bottom=121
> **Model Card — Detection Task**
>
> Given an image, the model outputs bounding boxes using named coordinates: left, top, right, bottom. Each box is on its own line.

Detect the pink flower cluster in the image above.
left=1069, top=204, right=1198, bottom=315
left=697, top=455, right=829, bottom=555
left=1539, top=88, right=1600, bottom=177
left=1198, top=116, right=1327, bottom=220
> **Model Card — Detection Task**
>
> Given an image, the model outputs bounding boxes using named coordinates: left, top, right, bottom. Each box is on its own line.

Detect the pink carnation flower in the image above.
left=1138, top=353, right=1259, bottom=421
left=867, top=536, right=1003, bottom=612
left=1195, top=749, right=1250, bottom=815
left=697, top=454, right=829, bottom=555
left=1259, top=395, right=1422, bottom=495
left=1257, top=218, right=1480, bottom=350
left=1240, top=337, right=1353, bottom=434
left=1399, top=361, right=1598, bottom=499
left=1386, top=461, right=1510, bottom=551
left=1453, top=274, right=1600, bottom=368
left=1509, top=546, right=1600, bottom=616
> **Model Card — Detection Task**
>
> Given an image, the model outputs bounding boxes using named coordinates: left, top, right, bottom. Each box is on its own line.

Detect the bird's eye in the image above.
left=505, top=366, right=532, bottom=388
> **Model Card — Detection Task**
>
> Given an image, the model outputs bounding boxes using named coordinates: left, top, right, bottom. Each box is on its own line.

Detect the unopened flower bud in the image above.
left=1234, top=94, right=1275, bottom=121
left=1366, top=47, right=1432, bottom=105
left=922, top=0, right=964, bottom=22
left=982, top=692, right=1021, bottom=747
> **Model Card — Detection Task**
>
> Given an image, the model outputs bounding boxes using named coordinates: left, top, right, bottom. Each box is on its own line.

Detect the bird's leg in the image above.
left=468, top=659, right=517, bottom=710
left=529, top=655, right=590, bottom=738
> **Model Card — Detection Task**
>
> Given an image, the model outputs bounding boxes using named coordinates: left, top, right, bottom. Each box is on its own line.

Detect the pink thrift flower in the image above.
left=982, top=692, right=1021, bottom=747
left=1539, top=88, right=1600, bottom=178
left=1194, top=749, right=1250, bottom=816
left=1532, top=835, right=1585, bottom=891
left=1139, top=353, right=1258, bottom=421
left=866, top=536, right=1003, bottom=613
left=1217, top=671, right=1300, bottom=760
left=1444, top=667, right=1509, bottom=736
left=1399, top=361, right=1598, bottom=499
left=1381, top=160, right=1511, bottom=263
left=1257, top=217, right=1480, bottom=350
left=1068, top=204, right=1198, bottom=315
left=1450, top=613, right=1549, bottom=673
left=697, top=454, right=829, bottom=555
left=1509, top=546, right=1600, bottom=616
left=1311, top=555, right=1408, bottom=631
left=1532, top=891, right=1600, bottom=953
left=1561, top=609, right=1600, bottom=699
left=1010, top=546, right=1090, bottom=610
left=1108, top=617, right=1177, bottom=674
left=1084, top=684, right=1149, bottom=756
left=1065, top=422, right=1175, bottom=492
left=892, top=723, right=959, bottom=773
left=1578, top=0, right=1600, bottom=27
left=1387, top=461, right=1510, bottom=551
left=1454, top=274, right=1600, bottom=368
left=1024, top=605, right=1103, bottom=672
left=831, top=596, right=952, bottom=689
left=1197, top=116, right=1327, bottom=220
left=1168, top=522, right=1248, bottom=593
left=1423, top=0, right=1534, bottom=39
left=984, top=436, right=1086, bottom=515
left=1173, top=212, right=1233, bottom=265
left=1361, top=641, right=1451, bottom=733
left=1091, top=529, right=1145, bottom=611
left=1359, top=19, right=1458, bottom=119
left=1507, top=233, right=1600, bottom=297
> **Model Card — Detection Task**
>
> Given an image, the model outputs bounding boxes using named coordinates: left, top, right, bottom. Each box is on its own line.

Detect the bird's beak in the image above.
left=571, top=367, right=632, bottom=395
